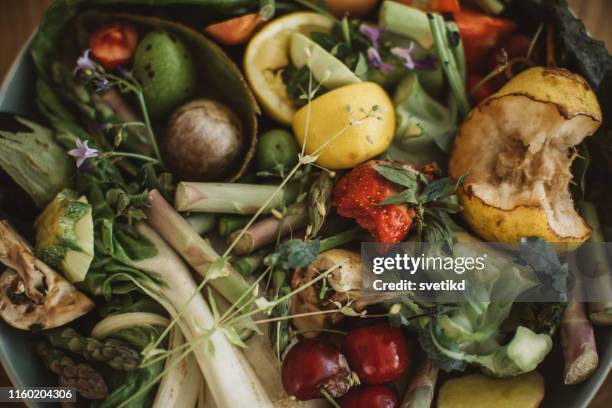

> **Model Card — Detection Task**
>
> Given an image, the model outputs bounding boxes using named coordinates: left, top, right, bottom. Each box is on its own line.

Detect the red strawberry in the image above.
left=332, top=160, right=417, bottom=243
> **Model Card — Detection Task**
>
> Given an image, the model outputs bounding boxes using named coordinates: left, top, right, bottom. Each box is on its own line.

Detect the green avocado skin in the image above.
left=133, top=31, right=197, bottom=119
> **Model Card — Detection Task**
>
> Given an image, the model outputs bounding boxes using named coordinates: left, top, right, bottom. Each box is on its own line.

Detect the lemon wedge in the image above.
left=244, top=12, right=333, bottom=124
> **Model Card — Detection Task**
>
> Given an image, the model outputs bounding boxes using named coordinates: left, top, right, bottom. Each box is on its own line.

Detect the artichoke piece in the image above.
left=35, top=189, right=94, bottom=283
left=0, top=114, right=72, bottom=207
left=0, top=221, right=94, bottom=330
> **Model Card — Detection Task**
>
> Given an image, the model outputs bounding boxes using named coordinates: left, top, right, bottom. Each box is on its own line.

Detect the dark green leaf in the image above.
left=379, top=188, right=419, bottom=205
left=373, top=164, right=419, bottom=189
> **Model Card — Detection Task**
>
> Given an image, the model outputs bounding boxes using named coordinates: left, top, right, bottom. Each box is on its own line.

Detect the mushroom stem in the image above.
left=228, top=203, right=309, bottom=255
left=175, top=182, right=299, bottom=214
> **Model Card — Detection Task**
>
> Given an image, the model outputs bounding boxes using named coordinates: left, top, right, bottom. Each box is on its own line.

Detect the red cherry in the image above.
left=89, top=23, right=138, bottom=70
left=343, top=323, right=410, bottom=384
left=340, top=384, right=399, bottom=408
left=282, top=338, right=351, bottom=400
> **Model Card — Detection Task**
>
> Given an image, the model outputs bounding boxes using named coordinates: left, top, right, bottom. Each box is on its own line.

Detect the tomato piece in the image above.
left=89, top=23, right=138, bottom=70
left=392, top=0, right=460, bottom=13
left=454, top=9, right=516, bottom=72
left=204, top=13, right=264, bottom=46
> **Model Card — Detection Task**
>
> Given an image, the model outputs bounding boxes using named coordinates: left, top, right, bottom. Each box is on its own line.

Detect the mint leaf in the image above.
left=274, top=239, right=320, bottom=269
left=419, top=174, right=465, bottom=204
left=379, top=188, right=419, bottom=205
left=518, top=237, right=568, bottom=299
left=373, top=164, right=419, bottom=189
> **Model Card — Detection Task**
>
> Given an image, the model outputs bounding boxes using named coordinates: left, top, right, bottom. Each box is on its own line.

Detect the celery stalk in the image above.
left=379, top=1, right=434, bottom=49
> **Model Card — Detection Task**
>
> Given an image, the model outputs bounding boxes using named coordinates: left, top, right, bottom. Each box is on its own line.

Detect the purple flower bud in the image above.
left=367, top=47, right=395, bottom=73
left=391, top=45, right=436, bottom=71
left=74, top=49, right=98, bottom=76
left=360, top=24, right=384, bottom=48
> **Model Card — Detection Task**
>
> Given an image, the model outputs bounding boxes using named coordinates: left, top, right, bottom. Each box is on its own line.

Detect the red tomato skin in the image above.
left=454, top=10, right=516, bottom=72
left=89, top=23, right=138, bottom=70
left=343, top=324, right=410, bottom=385
left=340, top=385, right=399, bottom=408
left=282, top=339, right=350, bottom=400
left=204, top=13, right=263, bottom=46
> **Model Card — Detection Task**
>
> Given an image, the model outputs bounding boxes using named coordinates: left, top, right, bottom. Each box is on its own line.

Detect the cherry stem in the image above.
left=319, top=387, right=341, bottom=408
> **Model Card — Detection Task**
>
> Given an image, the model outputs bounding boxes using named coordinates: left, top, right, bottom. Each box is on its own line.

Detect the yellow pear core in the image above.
left=449, top=67, right=602, bottom=243
left=292, top=82, right=395, bottom=169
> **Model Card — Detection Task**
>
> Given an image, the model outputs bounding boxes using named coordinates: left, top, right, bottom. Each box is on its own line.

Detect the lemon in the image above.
left=244, top=12, right=334, bottom=124
left=290, top=33, right=361, bottom=89
left=449, top=67, right=602, bottom=244
left=292, top=82, right=395, bottom=169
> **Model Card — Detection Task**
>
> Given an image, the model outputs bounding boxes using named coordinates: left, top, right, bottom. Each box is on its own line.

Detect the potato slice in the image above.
left=449, top=67, right=602, bottom=243
left=437, top=371, right=545, bottom=408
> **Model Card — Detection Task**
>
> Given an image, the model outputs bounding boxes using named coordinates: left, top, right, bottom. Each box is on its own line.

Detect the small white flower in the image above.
left=68, top=138, right=99, bottom=168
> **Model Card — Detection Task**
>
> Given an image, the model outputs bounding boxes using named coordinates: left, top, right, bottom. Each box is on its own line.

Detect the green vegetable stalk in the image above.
left=0, top=116, right=72, bottom=207
left=185, top=213, right=217, bottom=236
left=227, top=202, right=309, bottom=255
left=43, top=327, right=141, bottom=371
left=577, top=200, right=612, bottom=325
left=218, top=215, right=250, bottom=238
left=428, top=13, right=470, bottom=117
left=36, top=341, right=108, bottom=400
left=379, top=1, right=433, bottom=49
left=145, top=189, right=253, bottom=309
left=175, top=182, right=298, bottom=214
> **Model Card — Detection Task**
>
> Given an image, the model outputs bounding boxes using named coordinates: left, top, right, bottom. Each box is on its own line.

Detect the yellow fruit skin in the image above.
left=457, top=187, right=589, bottom=245
left=488, top=67, right=602, bottom=121
left=292, top=82, right=395, bottom=169
left=450, top=67, right=601, bottom=244
left=438, top=372, right=544, bottom=408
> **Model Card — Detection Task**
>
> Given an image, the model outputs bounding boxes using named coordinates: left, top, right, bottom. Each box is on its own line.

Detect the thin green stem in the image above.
left=100, top=151, right=161, bottom=164
left=292, top=0, right=339, bottom=22
left=135, top=91, right=164, bottom=166
left=320, top=388, right=341, bottom=408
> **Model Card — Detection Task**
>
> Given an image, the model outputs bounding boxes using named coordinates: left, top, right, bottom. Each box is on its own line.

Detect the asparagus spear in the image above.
left=228, top=202, right=309, bottom=255
left=577, top=201, right=612, bottom=325
left=35, top=341, right=108, bottom=400
left=401, top=357, right=438, bottom=408
left=175, top=182, right=298, bottom=214
left=561, top=262, right=598, bottom=385
left=43, top=327, right=141, bottom=371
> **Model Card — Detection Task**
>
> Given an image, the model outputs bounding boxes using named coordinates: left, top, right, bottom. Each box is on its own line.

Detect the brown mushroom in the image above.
left=0, top=221, right=94, bottom=331
left=290, top=249, right=364, bottom=335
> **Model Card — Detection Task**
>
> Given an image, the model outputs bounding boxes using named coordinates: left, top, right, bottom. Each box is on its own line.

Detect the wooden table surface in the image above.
left=0, top=0, right=610, bottom=407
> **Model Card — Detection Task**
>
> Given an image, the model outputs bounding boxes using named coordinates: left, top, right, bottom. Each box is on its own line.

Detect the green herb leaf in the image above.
left=206, top=256, right=230, bottom=282
left=379, top=188, right=419, bottom=205
left=373, top=164, right=419, bottom=189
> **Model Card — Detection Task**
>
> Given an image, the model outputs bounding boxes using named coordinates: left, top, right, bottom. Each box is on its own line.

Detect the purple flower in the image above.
left=360, top=24, right=384, bottom=49
left=74, top=49, right=98, bottom=76
left=68, top=138, right=99, bottom=168
left=391, top=45, right=436, bottom=71
left=116, top=65, right=132, bottom=78
left=367, top=47, right=395, bottom=73
left=92, top=78, right=112, bottom=92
